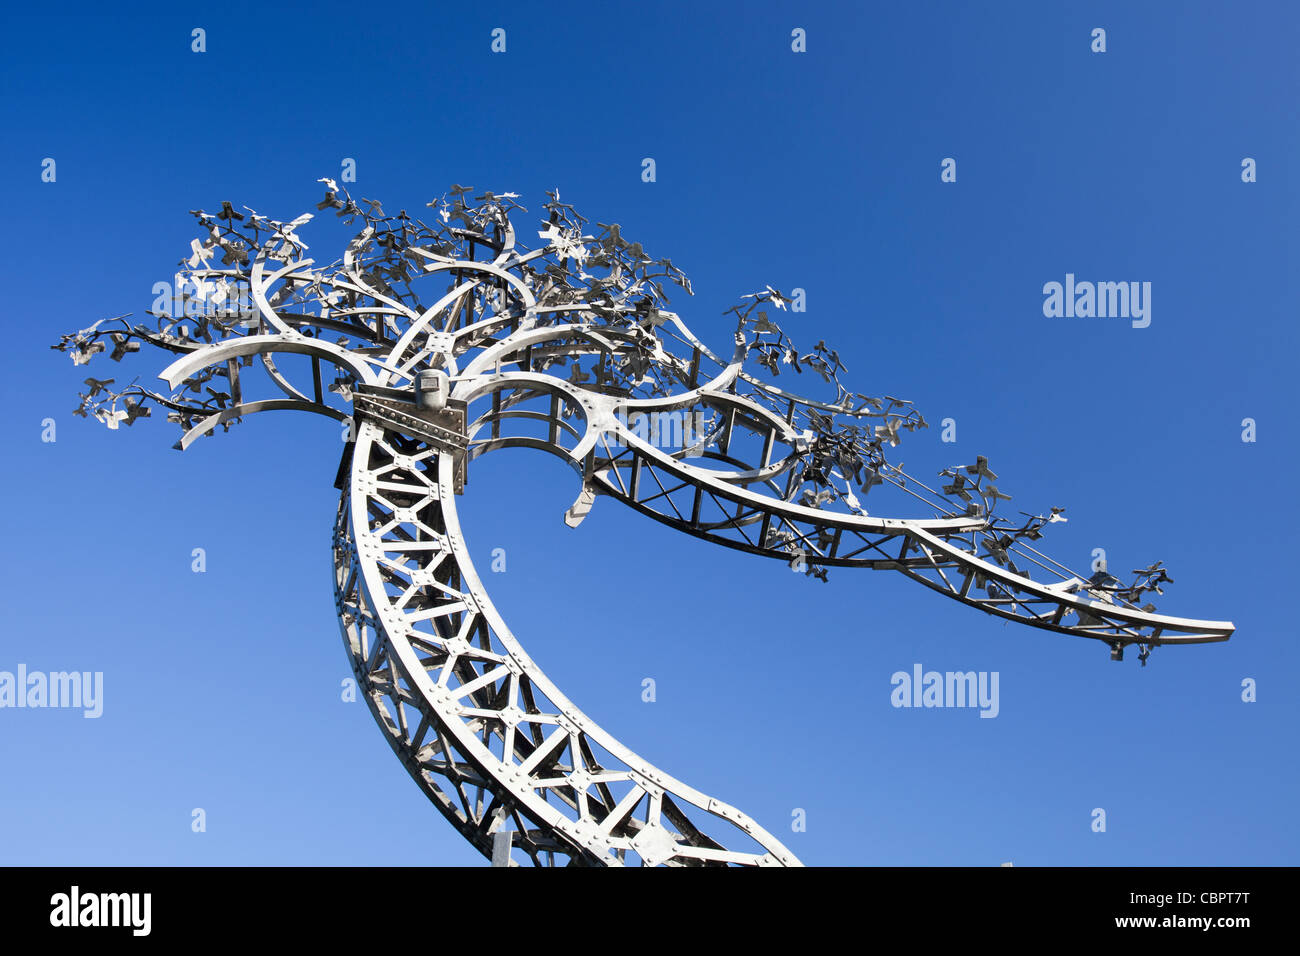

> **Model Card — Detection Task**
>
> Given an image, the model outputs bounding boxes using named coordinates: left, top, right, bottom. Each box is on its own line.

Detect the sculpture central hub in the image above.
left=352, top=385, right=469, bottom=494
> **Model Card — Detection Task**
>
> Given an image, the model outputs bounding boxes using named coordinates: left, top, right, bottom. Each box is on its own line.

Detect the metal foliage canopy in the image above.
left=55, top=182, right=1234, bottom=866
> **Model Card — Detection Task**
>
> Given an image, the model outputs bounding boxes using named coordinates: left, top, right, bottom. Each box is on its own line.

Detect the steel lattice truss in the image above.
left=56, top=183, right=1234, bottom=866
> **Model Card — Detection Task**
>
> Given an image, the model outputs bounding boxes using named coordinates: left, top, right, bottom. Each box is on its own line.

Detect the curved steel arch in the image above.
left=336, top=420, right=798, bottom=866
left=57, top=183, right=1234, bottom=866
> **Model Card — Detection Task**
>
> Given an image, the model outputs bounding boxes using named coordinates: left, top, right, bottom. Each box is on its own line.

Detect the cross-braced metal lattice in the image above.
left=56, top=182, right=1234, bottom=865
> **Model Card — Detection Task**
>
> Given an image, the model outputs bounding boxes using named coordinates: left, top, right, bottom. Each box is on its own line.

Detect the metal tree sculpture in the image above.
left=56, top=183, right=1234, bottom=866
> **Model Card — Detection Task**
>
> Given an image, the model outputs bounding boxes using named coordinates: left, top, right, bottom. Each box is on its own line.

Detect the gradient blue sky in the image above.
left=0, top=1, right=1295, bottom=865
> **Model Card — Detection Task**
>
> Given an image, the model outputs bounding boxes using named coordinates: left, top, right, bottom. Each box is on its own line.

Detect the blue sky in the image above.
left=0, top=1, right=1295, bottom=865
